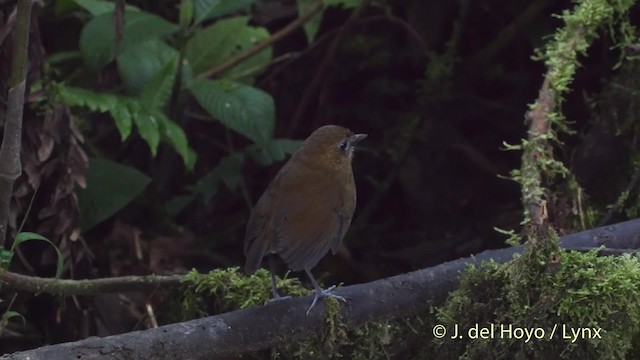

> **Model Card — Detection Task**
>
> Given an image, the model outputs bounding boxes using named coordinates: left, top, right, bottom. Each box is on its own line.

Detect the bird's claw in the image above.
left=305, top=287, right=346, bottom=315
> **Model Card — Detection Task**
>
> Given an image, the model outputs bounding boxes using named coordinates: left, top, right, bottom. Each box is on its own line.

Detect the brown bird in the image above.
left=244, top=125, right=366, bottom=314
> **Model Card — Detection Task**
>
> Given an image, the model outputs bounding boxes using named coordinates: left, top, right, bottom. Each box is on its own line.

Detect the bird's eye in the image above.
left=339, top=140, right=348, bottom=151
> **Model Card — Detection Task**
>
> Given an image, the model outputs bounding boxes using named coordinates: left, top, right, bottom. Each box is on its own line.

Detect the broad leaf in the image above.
left=139, top=57, right=178, bottom=109
left=80, top=10, right=178, bottom=72
left=193, top=0, right=256, bottom=24
left=58, top=85, right=193, bottom=168
left=78, top=158, right=151, bottom=231
left=189, top=79, right=274, bottom=144
left=73, top=0, right=140, bottom=15
left=130, top=102, right=161, bottom=155
left=58, top=85, right=133, bottom=140
left=185, top=16, right=271, bottom=81
left=117, top=40, right=179, bottom=96
left=155, top=111, right=197, bottom=171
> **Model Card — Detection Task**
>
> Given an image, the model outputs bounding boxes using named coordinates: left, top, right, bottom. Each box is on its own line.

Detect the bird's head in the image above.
left=296, top=125, right=367, bottom=166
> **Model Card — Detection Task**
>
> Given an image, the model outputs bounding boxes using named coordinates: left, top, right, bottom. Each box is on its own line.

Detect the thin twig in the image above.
left=289, top=0, right=374, bottom=136
left=0, top=270, right=183, bottom=295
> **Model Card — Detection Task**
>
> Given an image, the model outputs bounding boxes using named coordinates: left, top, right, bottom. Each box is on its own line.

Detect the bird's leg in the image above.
left=305, top=270, right=346, bottom=315
left=266, top=256, right=290, bottom=303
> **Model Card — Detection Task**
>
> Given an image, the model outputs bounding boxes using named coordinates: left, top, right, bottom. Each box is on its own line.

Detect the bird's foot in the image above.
left=265, top=295, right=291, bottom=305
left=306, top=286, right=346, bottom=315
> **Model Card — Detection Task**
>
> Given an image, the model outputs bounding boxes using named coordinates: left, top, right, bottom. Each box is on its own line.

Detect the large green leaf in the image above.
left=189, top=79, right=274, bottom=144
left=139, top=57, right=178, bottom=109
left=58, top=85, right=194, bottom=168
left=193, top=0, right=256, bottom=24
left=78, top=158, right=151, bottom=231
left=72, top=0, right=140, bottom=16
left=189, top=153, right=244, bottom=202
left=129, top=102, right=161, bottom=156
left=185, top=16, right=271, bottom=81
left=57, top=85, right=133, bottom=139
left=155, top=111, right=197, bottom=171
left=117, top=40, right=179, bottom=96
left=80, top=10, right=178, bottom=72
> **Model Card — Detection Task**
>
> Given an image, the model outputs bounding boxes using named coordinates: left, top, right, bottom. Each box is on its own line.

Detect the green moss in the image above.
left=172, top=240, right=640, bottom=359
left=176, top=268, right=354, bottom=358
left=177, top=267, right=309, bottom=319
left=434, top=250, right=640, bottom=359
left=506, top=0, right=636, bottom=229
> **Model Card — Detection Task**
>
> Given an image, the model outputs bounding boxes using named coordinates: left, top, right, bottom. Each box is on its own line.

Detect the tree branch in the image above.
left=0, top=0, right=33, bottom=247
left=0, top=271, right=183, bottom=295
left=4, top=218, right=640, bottom=359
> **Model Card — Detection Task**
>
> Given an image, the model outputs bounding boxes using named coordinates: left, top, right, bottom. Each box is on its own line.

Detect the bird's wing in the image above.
left=275, top=173, right=355, bottom=271
left=330, top=188, right=356, bottom=255
left=244, top=189, right=269, bottom=256
left=244, top=174, right=281, bottom=274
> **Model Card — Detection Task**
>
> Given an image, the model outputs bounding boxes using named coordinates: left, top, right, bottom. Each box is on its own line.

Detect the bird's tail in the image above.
left=244, top=236, right=268, bottom=275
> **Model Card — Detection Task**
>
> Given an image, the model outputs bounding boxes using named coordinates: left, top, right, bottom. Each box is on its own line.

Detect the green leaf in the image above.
left=117, top=40, right=179, bottom=96
left=80, top=10, right=179, bottom=72
left=155, top=111, right=197, bottom=171
left=189, top=153, right=244, bottom=202
left=78, top=158, right=151, bottom=231
left=56, top=0, right=81, bottom=14
left=57, top=85, right=117, bottom=112
left=166, top=194, right=196, bottom=216
left=189, top=79, right=274, bottom=144
left=179, top=0, right=194, bottom=27
left=110, top=99, right=134, bottom=140
left=72, top=0, right=140, bottom=15
left=297, top=0, right=361, bottom=42
left=193, top=0, right=220, bottom=24
left=58, top=85, right=191, bottom=165
left=246, top=139, right=302, bottom=166
left=57, top=85, right=133, bottom=140
left=326, top=0, right=360, bottom=8
left=1, top=310, right=26, bottom=332
left=130, top=102, right=161, bottom=155
left=139, top=56, right=178, bottom=109
left=185, top=16, right=271, bottom=81
left=0, top=250, right=13, bottom=271
left=1, top=311, right=26, bottom=326
left=193, top=0, right=256, bottom=24
left=12, top=232, right=64, bottom=279
left=298, top=0, right=323, bottom=42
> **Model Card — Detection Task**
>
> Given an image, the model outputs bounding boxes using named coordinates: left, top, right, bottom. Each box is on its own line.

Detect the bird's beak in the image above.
left=349, top=133, right=367, bottom=145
